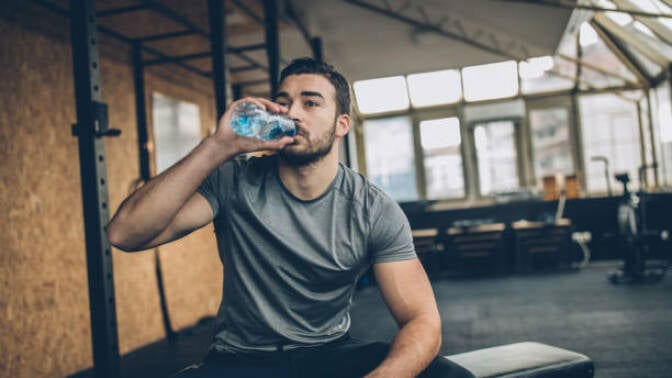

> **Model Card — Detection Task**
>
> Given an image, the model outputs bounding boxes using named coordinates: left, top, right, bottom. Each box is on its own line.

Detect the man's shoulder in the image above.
left=337, top=164, right=395, bottom=206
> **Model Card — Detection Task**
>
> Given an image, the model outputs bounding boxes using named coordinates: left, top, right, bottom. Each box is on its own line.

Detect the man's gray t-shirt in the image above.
left=197, top=155, right=416, bottom=353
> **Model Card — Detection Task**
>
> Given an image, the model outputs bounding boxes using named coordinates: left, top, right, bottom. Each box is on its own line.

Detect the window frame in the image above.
left=468, top=116, right=526, bottom=198
left=413, top=108, right=468, bottom=202
left=525, top=95, right=581, bottom=190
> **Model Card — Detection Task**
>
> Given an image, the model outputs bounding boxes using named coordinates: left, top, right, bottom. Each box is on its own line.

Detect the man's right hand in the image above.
left=209, top=97, right=295, bottom=158
left=107, top=96, right=293, bottom=252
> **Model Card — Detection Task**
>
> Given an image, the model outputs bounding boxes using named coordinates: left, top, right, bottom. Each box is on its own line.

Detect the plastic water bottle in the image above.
left=230, top=101, right=296, bottom=140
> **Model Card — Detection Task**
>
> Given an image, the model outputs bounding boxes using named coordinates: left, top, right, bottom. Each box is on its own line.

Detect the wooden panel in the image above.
left=143, top=70, right=222, bottom=332
left=0, top=17, right=112, bottom=376
left=0, top=13, right=221, bottom=377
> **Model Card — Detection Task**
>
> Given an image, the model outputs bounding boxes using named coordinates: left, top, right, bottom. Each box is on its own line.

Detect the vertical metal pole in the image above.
left=232, top=83, right=243, bottom=101
left=570, top=93, right=586, bottom=195
left=263, top=0, right=280, bottom=95
left=636, top=101, right=648, bottom=187
left=132, top=41, right=176, bottom=342
left=311, top=37, right=323, bottom=62
left=69, top=0, right=120, bottom=376
left=646, top=90, right=660, bottom=187
left=208, top=0, right=228, bottom=118
left=132, top=41, right=151, bottom=182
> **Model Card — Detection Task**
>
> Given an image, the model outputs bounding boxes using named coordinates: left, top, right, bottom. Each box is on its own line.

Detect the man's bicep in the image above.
left=373, top=259, right=438, bottom=326
left=140, top=192, right=215, bottom=249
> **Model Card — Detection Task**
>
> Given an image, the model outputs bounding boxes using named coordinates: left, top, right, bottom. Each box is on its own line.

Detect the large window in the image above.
left=363, top=116, right=418, bottom=201
left=529, top=107, right=574, bottom=184
left=580, top=94, right=642, bottom=194
left=353, top=76, right=409, bottom=115
left=151, top=93, right=202, bottom=174
left=462, top=61, right=519, bottom=101
left=520, top=56, right=575, bottom=95
left=656, top=84, right=672, bottom=186
left=419, top=117, right=464, bottom=199
left=473, top=120, right=520, bottom=195
left=407, top=70, right=462, bottom=107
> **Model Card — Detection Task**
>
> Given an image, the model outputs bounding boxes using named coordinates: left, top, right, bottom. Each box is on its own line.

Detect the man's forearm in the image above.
left=106, top=136, right=236, bottom=250
left=366, top=316, right=442, bottom=378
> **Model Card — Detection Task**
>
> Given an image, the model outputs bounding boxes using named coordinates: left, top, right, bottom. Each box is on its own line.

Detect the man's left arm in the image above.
left=366, top=258, right=442, bottom=377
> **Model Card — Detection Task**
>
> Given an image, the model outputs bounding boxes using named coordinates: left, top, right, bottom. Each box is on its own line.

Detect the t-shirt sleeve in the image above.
left=196, top=159, right=237, bottom=217
left=368, top=193, right=417, bottom=264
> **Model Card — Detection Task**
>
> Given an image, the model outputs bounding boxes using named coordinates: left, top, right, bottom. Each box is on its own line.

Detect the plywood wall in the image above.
left=0, top=9, right=222, bottom=377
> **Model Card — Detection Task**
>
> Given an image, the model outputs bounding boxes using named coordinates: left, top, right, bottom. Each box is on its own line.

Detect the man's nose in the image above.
left=286, top=103, right=302, bottom=121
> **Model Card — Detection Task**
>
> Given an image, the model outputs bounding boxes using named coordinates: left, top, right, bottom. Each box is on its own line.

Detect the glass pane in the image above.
left=623, top=43, right=663, bottom=77
left=621, top=19, right=672, bottom=61
left=363, top=116, right=418, bottom=201
left=353, top=76, right=409, bottom=115
left=152, top=93, right=202, bottom=174
left=520, top=56, right=575, bottom=94
left=419, top=117, right=464, bottom=199
left=462, top=61, right=519, bottom=101
left=579, top=94, right=642, bottom=194
left=407, top=69, right=462, bottom=107
left=473, top=120, right=519, bottom=195
left=656, top=84, right=672, bottom=186
left=529, top=107, right=574, bottom=185
left=580, top=23, right=636, bottom=88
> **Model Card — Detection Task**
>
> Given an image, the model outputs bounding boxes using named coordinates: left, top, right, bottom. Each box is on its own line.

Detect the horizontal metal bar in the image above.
left=147, top=0, right=269, bottom=69
left=141, top=47, right=211, bottom=77
left=502, top=0, right=672, bottom=19
left=230, top=42, right=267, bottom=53
left=137, top=29, right=197, bottom=42
left=236, top=78, right=270, bottom=87
left=26, top=0, right=68, bottom=16
left=96, top=4, right=152, bottom=17
left=230, top=64, right=259, bottom=73
left=144, top=51, right=211, bottom=66
left=26, top=0, right=212, bottom=78
left=231, top=0, right=263, bottom=25
left=143, top=42, right=266, bottom=66
left=148, top=0, right=209, bottom=38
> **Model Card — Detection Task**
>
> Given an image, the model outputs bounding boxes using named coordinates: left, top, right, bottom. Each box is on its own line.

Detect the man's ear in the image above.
left=335, top=114, right=351, bottom=137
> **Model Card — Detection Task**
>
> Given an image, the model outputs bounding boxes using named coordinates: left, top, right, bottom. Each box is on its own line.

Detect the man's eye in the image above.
left=305, top=100, right=319, bottom=107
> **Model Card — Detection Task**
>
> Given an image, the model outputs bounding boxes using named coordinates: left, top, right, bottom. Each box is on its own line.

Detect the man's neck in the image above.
left=277, top=150, right=340, bottom=201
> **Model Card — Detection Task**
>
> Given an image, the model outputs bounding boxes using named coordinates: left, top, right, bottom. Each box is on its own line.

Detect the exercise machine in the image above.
left=608, top=164, right=670, bottom=284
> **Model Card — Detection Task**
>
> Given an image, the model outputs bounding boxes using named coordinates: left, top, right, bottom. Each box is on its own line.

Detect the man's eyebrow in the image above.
left=274, top=91, right=325, bottom=100
left=300, top=91, right=324, bottom=99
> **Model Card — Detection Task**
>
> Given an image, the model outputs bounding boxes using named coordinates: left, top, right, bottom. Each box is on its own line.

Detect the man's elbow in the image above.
left=106, top=222, right=142, bottom=252
left=429, top=313, right=442, bottom=355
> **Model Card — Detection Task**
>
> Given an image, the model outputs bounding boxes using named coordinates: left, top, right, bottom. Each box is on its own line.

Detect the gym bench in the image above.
left=442, top=341, right=594, bottom=377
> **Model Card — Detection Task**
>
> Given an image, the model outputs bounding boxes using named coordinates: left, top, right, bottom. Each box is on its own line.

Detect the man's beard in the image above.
left=280, top=120, right=336, bottom=167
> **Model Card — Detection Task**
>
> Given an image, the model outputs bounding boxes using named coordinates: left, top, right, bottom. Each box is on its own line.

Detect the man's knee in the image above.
left=419, top=355, right=473, bottom=378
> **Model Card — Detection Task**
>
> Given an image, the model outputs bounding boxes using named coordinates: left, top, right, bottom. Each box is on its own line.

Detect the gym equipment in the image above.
left=608, top=164, right=670, bottom=284
left=443, top=341, right=593, bottom=377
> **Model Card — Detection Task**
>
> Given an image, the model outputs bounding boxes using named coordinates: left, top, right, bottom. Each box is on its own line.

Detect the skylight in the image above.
left=462, top=61, right=519, bottom=101
left=353, top=76, right=410, bottom=115
left=407, top=69, right=462, bottom=107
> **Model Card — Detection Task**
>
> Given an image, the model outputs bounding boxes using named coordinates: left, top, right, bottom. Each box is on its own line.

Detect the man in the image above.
left=107, top=58, right=462, bottom=377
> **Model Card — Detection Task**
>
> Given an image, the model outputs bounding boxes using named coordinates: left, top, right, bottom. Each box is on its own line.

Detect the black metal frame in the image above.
left=29, top=0, right=322, bottom=375
left=69, top=0, right=121, bottom=376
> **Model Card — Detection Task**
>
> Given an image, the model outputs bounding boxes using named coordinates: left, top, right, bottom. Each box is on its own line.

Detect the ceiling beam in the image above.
left=612, top=0, right=672, bottom=44
left=145, top=0, right=269, bottom=70
left=590, top=19, right=652, bottom=87
left=502, top=0, right=672, bottom=18
left=594, top=13, right=669, bottom=67
left=558, top=53, right=639, bottom=85
left=660, top=0, right=672, bottom=8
